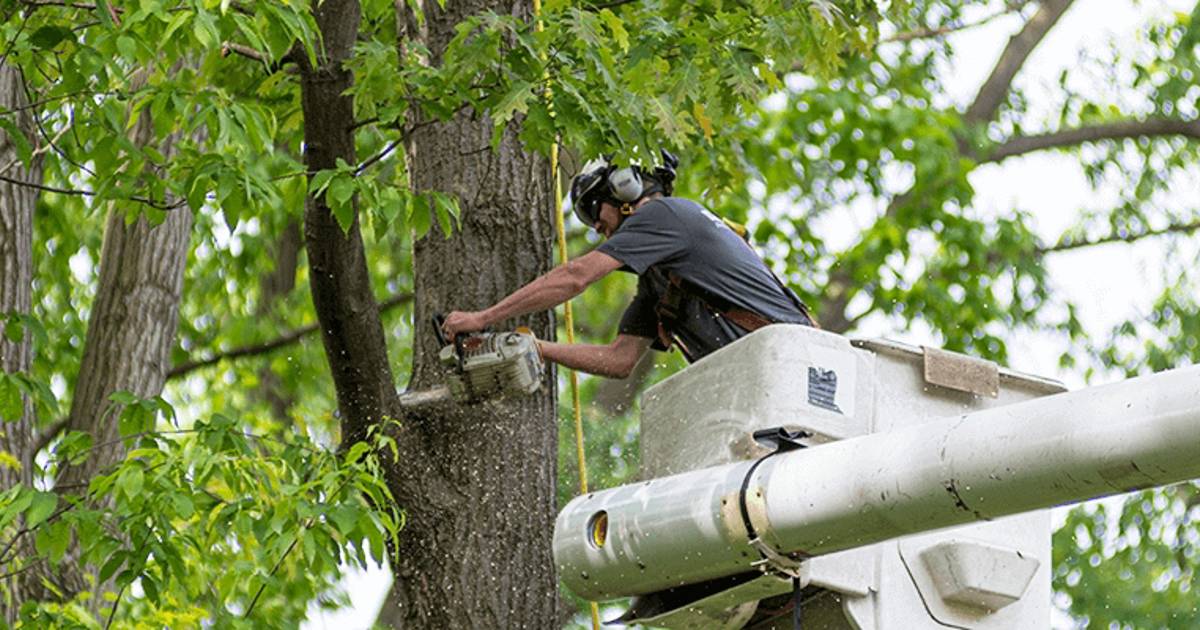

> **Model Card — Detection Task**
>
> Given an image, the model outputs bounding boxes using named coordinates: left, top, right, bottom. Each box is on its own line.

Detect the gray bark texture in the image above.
left=300, top=0, right=399, bottom=450
left=0, top=63, right=44, bottom=621
left=374, top=1, right=561, bottom=626
left=49, top=67, right=194, bottom=611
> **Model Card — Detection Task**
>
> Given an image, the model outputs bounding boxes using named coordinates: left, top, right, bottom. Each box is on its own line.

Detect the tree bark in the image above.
left=0, top=63, right=44, bottom=621
left=254, top=220, right=303, bottom=422
left=376, top=1, right=560, bottom=626
left=299, top=0, right=399, bottom=450
left=46, top=65, right=195, bottom=610
left=962, top=0, right=1075, bottom=125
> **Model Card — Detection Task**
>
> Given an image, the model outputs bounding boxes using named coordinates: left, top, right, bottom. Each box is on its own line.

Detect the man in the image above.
left=441, top=152, right=816, bottom=377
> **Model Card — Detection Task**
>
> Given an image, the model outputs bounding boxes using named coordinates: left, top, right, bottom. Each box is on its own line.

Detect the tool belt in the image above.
left=654, top=272, right=816, bottom=360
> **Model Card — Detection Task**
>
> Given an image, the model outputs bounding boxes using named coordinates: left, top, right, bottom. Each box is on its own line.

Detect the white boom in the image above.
left=555, top=363, right=1200, bottom=602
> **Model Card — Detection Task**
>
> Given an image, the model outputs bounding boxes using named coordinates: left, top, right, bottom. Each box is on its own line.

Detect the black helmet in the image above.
left=568, top=150, right=679, bottom=228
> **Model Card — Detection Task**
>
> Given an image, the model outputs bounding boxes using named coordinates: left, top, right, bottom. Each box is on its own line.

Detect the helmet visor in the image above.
left=570, top=163, right=609, bottom=228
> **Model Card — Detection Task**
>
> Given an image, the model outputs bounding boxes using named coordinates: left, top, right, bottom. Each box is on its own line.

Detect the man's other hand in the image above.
left=442, top=310, right=487, bottom=340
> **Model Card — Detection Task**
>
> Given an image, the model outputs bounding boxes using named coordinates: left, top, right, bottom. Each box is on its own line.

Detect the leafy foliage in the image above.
left=4, top=403, right=402, bottom=627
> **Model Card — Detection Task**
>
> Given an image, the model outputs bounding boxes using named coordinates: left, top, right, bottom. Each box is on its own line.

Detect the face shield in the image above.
left=569, top=159, right=611, bottom=228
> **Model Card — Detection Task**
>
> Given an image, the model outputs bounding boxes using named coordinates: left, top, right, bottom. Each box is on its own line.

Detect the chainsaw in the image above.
left=398, top=314, right=545, bottom=407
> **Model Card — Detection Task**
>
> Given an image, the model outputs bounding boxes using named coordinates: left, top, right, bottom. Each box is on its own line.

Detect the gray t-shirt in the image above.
left=597, top=197, right=813, bottom=361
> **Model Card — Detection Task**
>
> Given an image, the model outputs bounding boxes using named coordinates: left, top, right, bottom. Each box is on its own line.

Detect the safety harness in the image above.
left=653, top=268, right=818, bottom=361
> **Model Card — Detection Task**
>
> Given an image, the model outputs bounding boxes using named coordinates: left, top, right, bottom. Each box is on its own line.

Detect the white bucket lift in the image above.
left=554, top=325, right=1200, bottom=628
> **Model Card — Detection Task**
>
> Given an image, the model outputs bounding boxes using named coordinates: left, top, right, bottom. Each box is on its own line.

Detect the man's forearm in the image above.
left=481, top=266, right=586, bottom=327
left=539, top=341, right=638, bottom=378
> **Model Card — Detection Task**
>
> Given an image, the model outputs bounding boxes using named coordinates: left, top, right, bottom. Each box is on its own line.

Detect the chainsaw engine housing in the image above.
left=438, top=331, right=543, bottom=402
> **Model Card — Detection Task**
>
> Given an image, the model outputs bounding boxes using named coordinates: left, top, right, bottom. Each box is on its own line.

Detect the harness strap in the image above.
left=654, top=272, right=785, bottom=358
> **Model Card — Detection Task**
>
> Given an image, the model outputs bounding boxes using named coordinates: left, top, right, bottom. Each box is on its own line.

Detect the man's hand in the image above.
left=442, top=310, right=488, bottom=340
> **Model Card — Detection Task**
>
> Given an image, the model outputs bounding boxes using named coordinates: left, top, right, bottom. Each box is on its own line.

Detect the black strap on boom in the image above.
left=737, top=427, right=811, bottom=629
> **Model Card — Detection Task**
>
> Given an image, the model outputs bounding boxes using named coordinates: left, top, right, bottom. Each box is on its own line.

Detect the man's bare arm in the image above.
left=443, top=250, right=623, bottom=337
left=538, top=334, right=652, bottom=378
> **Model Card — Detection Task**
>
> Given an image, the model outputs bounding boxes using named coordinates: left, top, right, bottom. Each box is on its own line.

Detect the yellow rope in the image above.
left=534, top=2, right=600, bottom=628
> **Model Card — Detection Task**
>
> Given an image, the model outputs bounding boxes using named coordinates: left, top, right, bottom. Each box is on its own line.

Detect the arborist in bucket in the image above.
left=441, top=151, right=817, bottom=377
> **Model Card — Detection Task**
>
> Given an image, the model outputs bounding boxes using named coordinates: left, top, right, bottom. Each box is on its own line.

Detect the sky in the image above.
left=304, top=1, right=1196, bottom=627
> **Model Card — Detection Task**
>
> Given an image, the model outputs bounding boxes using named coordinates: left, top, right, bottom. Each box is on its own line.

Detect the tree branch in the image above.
left=984, top=118, right=1200, bottom=163
left=166, top=291, right=413, bottom=380
left=0, top=172, right=185, bottom=210
left=20, top=0, right=96, bottom=8
left=882, top=7, right=1016, bottom=44
left=220, top=41, right=268, bottom=64
left=964, top=0, right=1074, bottom=125
left=1040, top=219, right=1200, bottom=255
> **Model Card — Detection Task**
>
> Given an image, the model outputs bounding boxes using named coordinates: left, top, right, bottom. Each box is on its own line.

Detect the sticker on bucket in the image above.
left=808, top=367, right=842, bottom=413
left=807, top=345, right=856, bottom=417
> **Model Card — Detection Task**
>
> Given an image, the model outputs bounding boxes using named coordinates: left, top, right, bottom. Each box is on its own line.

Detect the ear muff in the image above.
left=608, top=167, right=643, bottom=203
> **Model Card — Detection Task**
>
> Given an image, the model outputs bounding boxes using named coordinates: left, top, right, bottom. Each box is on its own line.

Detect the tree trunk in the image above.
left=51, top=69, right=194, bottom=607
left=0, top=63, right=44, bottom=620
left=255, top=220, right=303, bottom=422
left=379, top=1, right=560, bottom=625
left=299, top=0, right=399, bottom=450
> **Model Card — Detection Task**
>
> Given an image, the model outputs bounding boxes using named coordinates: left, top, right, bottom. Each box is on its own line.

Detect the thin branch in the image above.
left=166, top=291, right=414, bottom=379
left=0, top=504, right=73, bottom=567
left=0, top=172, right=186, bottom=210
left=984, top=118, right=1200, bottom=163
left=0, top=89, right=116, bottom=115
left=220, top=41, right=268, bottom=64
left=588, top=0, right=638, bottom=10
left=352, top=116, right=449, bottom=176
left=22, top=76, right=97, bottom=177
left=963, top=0, right=1074, bottom=125
left=0, top=5, right=31, bottom=70
left=1040, top=219, right=1200, bottom=255
left=354, top=137, right=405, bottom=176
left=20, top=0, right=97, bottom=8
left=0, top=172, right=88, bottom=196
left=881, top=7, right=1015, bottom=44
left=0, top=111, right=71, bottom=177
left=30, top=418, right=69, bottom=459
left=220, top=41, right=300, bottom=75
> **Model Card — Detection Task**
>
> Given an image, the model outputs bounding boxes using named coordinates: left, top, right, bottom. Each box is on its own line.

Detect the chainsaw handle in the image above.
left=432, top=313, right=449, bottom=347
left=432, top=313, right=468, bottom=373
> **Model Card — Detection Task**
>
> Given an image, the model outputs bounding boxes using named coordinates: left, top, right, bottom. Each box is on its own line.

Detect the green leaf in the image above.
left=29, top=26, right=75, bottom=50
left=0, top=375, right=21, bottom=422
left=98, top=551, right=126, bottom=583
left=494, top=80, right=534, bottom=124
left=35, top=521, right=71, bottom=563
left=142, top=574, right=161, bottom=604
left=116, top=35, right=138, bottom=60
left=328, top=175, right=356, bottom=232
left=411, top=193, right=431, bottom=238
left=598, top=10, right=629, bottom=51
left=119, top=466, right=145, bottom=499
left=430, top=192, right=458, bottom=238
left=109, top=391, right=139, bottom=405
left=345, top=441, right=370, bottom=464
left=310, top=169, right=335, bottom=196
left=0, top=117, right=33, bottom=168
left=26, top=491, right=57, bottom=529
left=331, top=505, right=360, bottom=535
